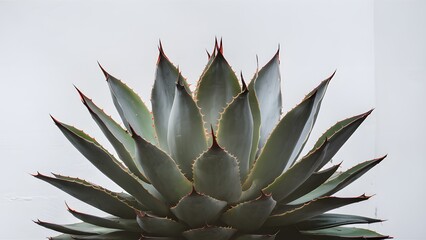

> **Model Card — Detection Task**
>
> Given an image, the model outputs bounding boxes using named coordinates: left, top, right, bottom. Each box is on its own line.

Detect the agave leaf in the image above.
left=242, top=77, right=330, bottom=196
left=35, top=220, right=112, bottom=235
left=233, top=233, right=277, bottom=240
left=193, top=132, right=242, bottom=203
left=72, top=231, right=141, bottom=240
left=291, top=156, right=386, bottom=205
left=296, top=213, right=382, bottom=230
left=34, top=173, right=137, bottom=218
left=217, top=79, right=253, bottom=182
left=136, top=212, right=186, bottom=237
left=49, top=234, right=75, bottom=240
left=280, top=164, right=340, bottom=204
left=248, top=50, right=282, bottom=151
left=167, top=77, right=208, bottom=179
left=140, top=236, right=180, bottom=240
left=301, top=227, right=390, bottom=239
left=221, top=192, right=276, bottom=232
left=262, top=141, right=330, bottom=202
left=170, top=187, right=227, bottom=228
left=195, top=50, right=241, bottom=132
left=51, top=118, right=168, bottom=216
left=247, top=71, right=261, bottom=169
left=312, top=110, right=373, bottom=171
left=76, top=88, right=148, bottom=182
left=99, top=64, right=157, bottom=145
left=152, top=44, right=190, bottom=152
left=132, top=128, right=192, bottom=205
left=182, top=226, right=237, bottom=240
left=66, top=205, right=140, bottom=232
left=265, top=195, right=370, bottom=227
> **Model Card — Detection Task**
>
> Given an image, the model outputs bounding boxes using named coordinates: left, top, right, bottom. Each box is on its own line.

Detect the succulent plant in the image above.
left=35, top=40, right=390, bottom=240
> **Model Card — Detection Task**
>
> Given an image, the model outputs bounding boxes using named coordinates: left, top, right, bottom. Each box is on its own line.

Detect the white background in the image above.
left=0, top=0, right=424, bottom=239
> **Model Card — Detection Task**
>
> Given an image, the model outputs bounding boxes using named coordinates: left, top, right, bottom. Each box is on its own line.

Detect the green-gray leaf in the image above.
left=221, top=192, right=276, bottom=232
left=52, top=118, right=168, bottom=216
left=280, top=164, right=340, bottom=204
left=249, top=50, right=282, bottom=151
left=242, top=77, right=330, bottom=198
left=66, top=205, right=140, bottom=232
left=168, top=78, right=207, bottom=179
left=296, top=213, right=382, bottom=230
left=34, top=173, right=136, bottom=219
left=195, top=50, right=241, bottom=132
left=132, top=128, right=192, bottom=205
left=72, top=231, right=141, bottom=240
left=217, top=83, right=253, bottom=182
left=152, top=44, right=190, bottom=152
left=136, top=212, right=186, bottom=237
left=193, top=134, right=242, bottom=203
left=301, top=227, right=390, bottom=239
left=99, top=64, right=157, bottom=145
left=247, top=71, right=261, bottom=169
left=265, top=195, right=370, bottom=227
left=76, top=88, right=148, bottom=182
left=171, top=188, right=227, bottom=228
left=312, top=110, right=373, bottom=171
left=182, top=226, right=237, bottom=240
left=291, top=156, right=386, bottom=205
left=262, top=140, right=330, bottom=202
left=35, top=220, right=112, bottom=235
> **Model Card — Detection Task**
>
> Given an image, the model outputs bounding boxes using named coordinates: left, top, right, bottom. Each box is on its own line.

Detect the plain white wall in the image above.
left=0, top=0, right=422, bottom=239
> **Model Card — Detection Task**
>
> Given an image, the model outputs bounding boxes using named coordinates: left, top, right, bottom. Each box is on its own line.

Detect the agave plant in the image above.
left=35, top=40, right=389, bottom=240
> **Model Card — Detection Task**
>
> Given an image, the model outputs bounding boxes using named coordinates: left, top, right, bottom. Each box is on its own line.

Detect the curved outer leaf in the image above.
left=286, top=75, right=333, bottom=169
left=76, top=88, right=148, bottom=182
left=52, top=118, right=168, bottom=216
left=217, top=86, right=253, bottom=182
left=170, top=188, right=227, bottom=228
left=193, top=134, right=242, bottom=203
left=34, top=173, right=136, bottom=219
left=265, top=195, right=370, bottom=227
left=99, top=64, right=157, bottom=145
left=167, top=79, right=208, bottom=179
left=247, top=72, right=261, bottom=169
left=291, top=156, right=386, bottom=205
left=140, top=235, right=180, bottom=240
left=233, top=233, right=277, bottom=240
left=280, top=164, right=340, bottom=204
left=35, top=220, right=112, bottom=235
left=312, top=109, right=373, bottom=171
left=248, top=50, right=282, bottom=151
left=242, top=78, right=330, bottom=198
left=152, top=44, right=190, bottom=152
left=221, top=192, right=276, bottom=232
left=72, top=231, right=141, bottom=240
left=301, top=227, right=390, bottom=239
left=182, top=226, right=237, bottom=240
left=66, top=205, right=140, bottom=232
left=296, top=213, right=382, bottom=230
left=132, top=128, right=192, bottom=205
left=195, top=50, right=241, bottom=132
left=262, top=141, right=330, bottom=202
left=136, top=212, right=186, bottom=237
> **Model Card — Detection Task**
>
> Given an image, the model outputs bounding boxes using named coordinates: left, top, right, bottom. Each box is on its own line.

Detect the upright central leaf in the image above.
left=168, top=77, right=207, bottom=180
left=217, top=81, right=253, bottom=183
left=152, top=45, right=190, bottom=152
left=195, top=50, right=240, bottom=132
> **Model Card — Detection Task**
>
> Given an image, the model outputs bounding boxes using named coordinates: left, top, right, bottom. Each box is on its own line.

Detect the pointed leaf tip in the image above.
left=97, top=62, right=109, bottom=79
left=210, top=125, right=220, bottom=149
left=241, top=72, right=248, bottom=93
